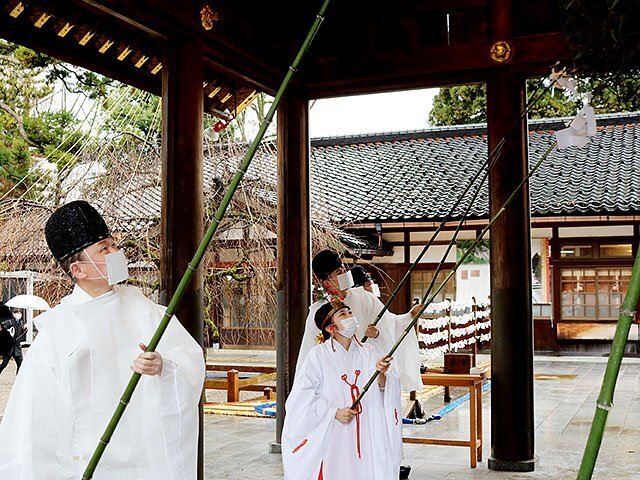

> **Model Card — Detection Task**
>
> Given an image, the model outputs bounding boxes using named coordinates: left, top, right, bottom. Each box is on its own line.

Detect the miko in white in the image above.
left=282, top=302, right=402, bottom=480
left=298, top=250, right=424, bottom=393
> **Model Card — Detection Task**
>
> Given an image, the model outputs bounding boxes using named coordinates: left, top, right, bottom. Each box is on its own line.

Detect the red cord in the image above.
left=341, top=370, right=363, bottom=458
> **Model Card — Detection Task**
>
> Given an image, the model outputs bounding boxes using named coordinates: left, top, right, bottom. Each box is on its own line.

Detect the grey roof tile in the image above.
left=310, top=112, right=640, bottom=223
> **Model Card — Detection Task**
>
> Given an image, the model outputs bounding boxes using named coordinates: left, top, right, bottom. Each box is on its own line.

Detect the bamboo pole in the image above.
left=360, top=77, right=554, bottom=342
left=576, top=249, right=640, bottom=479
left=81, top=1, right=332, bottom=477
left=351, top=141, right=557, bottom=409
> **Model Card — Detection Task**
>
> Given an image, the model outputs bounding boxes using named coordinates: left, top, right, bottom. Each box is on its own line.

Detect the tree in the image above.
left=0, top=40, right=104, bottom=197
left=429, top=73, right=640, bottom=126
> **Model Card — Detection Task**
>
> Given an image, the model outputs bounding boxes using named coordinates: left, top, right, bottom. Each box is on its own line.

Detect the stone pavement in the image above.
left=3, top=354, right=640, bottom=479
left=202, top=356, right=640, bottom=479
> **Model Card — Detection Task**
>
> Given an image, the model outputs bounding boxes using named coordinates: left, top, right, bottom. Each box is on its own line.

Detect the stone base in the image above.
left=488, top=456, right=538, bottom=472
left=269, top=442, right=282, bottom=454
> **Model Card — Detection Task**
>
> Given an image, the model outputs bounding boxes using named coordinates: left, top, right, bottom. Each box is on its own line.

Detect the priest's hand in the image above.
left=410, top=303, right=424, bottom=317
left=365, top=324, right=380, bottom=339
left=131, top=343, right=163, bottom=376
left=335, top=407, right=357, bottom=423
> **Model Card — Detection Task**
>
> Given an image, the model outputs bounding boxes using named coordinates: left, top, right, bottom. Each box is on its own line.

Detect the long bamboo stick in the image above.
left=81, top=1, right=332, bottom=477
left=360, top=76, right=555, bottom=342
left=576, top=250, right=640, bottom=479
left=351, top=141, right=557, bottom=409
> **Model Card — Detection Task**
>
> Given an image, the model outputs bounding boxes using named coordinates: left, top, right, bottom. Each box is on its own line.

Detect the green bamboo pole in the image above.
left=360, top=76, right=554, bottom=342
left=577, top=249, right=640, bottom=479
left=81, top=2, right=332, bottom=478
left=352, top=141, right=557, bottom=409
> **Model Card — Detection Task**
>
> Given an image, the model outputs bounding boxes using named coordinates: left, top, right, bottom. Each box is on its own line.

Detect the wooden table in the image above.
left=403, top=372, right=486, bottom=468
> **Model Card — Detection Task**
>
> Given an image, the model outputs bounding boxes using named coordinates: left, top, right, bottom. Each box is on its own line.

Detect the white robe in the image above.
left=0, top=285, right=205, bottom=480
left=297, top=287, right=423, bottom=392
left=283, top=340, right=402, bottom=480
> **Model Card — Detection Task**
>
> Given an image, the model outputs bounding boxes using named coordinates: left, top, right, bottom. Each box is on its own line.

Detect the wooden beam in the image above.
left=0, top=13, right=159, bottom=95
left=302, top=32, right=569, bottom=99
left=72, top=0, right=284, bottom=93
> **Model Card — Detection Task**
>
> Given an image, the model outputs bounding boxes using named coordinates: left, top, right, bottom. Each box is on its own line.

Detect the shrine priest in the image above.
left=297, top=250, right=423, bottom=393
left=0, top=200, right=204, bottom=479
left=283, top=301, right=402, bottom=479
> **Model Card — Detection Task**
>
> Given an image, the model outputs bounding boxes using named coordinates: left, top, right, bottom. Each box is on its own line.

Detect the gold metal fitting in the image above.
left=490, top=41, right=513, bottom=63
left=200, top=4, right=219, bottom=31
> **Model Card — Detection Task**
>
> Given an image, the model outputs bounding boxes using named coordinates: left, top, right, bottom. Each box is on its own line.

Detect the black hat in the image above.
left=312, top=249, right=343, bottom=280
left=0, top=304, right=12, bottom=321
left=45, top=200, right=111, bottom=261
left=350, top=265, right=372, bottom=288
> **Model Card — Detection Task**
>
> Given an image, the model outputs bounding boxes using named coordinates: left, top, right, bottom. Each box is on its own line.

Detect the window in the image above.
left=560, top=245, right=592, bottom=258
left=471, top=270, right=480, bottom=278
left=461, top=270, right=469, bottom=280
left=412, top=270, right=456, bottom=304
left=560, top=267, right=632, bottom=321
left=600, top=243, right=633, bottom=258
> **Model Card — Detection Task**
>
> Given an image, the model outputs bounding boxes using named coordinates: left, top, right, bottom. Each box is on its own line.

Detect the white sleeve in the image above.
left=0, top=331, right=78, bottom=479
left=283, top=348, right=336, bottom=480
left=371, top=296, right=423, bottom=392
left=295, top=302, right=325, bottom=377
left=148, top=314, right=205, bottom=480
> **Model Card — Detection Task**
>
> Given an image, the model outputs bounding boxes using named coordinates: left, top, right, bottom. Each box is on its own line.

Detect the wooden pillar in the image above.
left=403, top=231, right=412, bottom=308
left=486, top=68, right=536, bottom=472
left=273, top=94, right=311, bottom=448
left=550, top=226, right=561, bottom=352
left=160, top=36, right=204, bottom=479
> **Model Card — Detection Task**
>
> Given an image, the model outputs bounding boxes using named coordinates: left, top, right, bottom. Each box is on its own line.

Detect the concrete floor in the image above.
left=2, top=353, right=639, bottom=479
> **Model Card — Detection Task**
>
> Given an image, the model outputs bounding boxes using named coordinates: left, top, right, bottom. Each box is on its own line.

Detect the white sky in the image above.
left=39, top=78, right=441, bottom=140
left=309, top=88, right=439, bottom=138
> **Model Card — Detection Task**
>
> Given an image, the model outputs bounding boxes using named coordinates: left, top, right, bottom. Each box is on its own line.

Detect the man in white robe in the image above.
left=0, top=200, right=204, bottom=479
left=297, top=250, right=423, bottom=393
left=283, top=301, right=402, bottom=480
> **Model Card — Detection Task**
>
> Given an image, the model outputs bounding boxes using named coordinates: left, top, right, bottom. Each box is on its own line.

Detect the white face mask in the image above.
left=337, top=315, right=359, bottom=338
left=337, top=270, right=354, bottom=291
left=370, top=282, right=381, bottom=297
left=80, top=249, right=129, bottom=285
left=13, top=313, right=22, bottom=321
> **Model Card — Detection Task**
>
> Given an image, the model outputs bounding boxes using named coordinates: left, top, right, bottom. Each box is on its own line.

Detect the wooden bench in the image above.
left=205, top=364, right=277, bottom=402
left=403, top=371, right=486, bottom=468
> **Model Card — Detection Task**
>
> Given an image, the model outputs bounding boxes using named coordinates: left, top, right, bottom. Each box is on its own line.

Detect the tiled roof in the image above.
left=45, top=111, right=640, bottom=235
left=310, top=112, right=640, bottom=223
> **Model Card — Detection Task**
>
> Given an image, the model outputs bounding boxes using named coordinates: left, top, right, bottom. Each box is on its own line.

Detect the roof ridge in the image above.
left=311, top=111, right=640, bottom=146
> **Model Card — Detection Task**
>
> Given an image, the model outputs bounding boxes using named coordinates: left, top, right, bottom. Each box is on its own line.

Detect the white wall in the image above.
left=456, top=264, right=490, bottom=303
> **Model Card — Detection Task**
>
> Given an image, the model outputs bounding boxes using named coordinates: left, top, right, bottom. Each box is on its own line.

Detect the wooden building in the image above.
left=309, top=112, right=640, bottom=354
left=0, top=0, right=589, bottom=474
